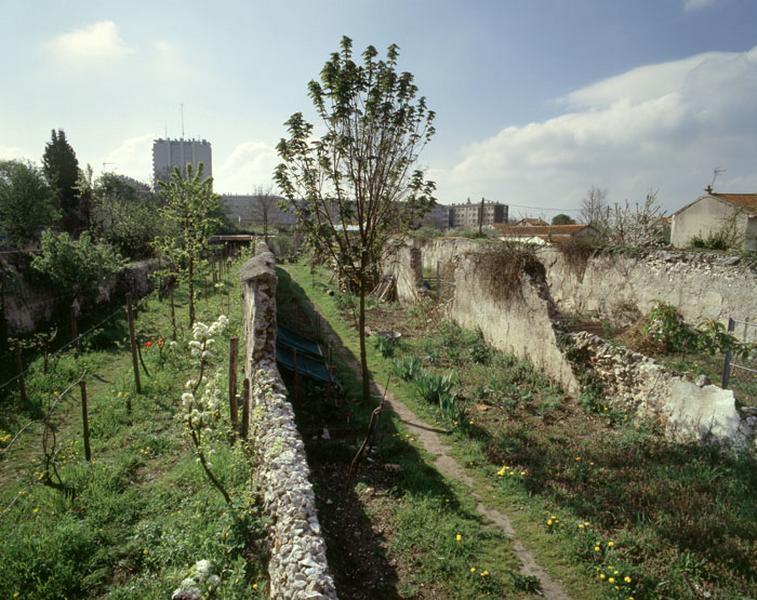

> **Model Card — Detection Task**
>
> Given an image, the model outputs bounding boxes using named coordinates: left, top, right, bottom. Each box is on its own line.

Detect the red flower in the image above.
left=143, top=340, right=153, bottom=349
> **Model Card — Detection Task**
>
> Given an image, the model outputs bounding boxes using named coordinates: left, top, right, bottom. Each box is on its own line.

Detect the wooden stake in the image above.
left=241, top=377, right=250, bottom=439
left=70, top=304, right=80, bottom=355
left=79, top=379, right=91, bottom=462
left=228, top=337, right=239, bottom=435
left=126, top=294, right=141, bottom=397
left=15, top=348, right=27, bottom=405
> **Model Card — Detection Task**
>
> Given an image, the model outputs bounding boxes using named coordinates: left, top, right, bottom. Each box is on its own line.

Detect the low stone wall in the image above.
left=565, top=332, right=755, bottom=450
left=239, top=245, right=337, bottom=600
left=537, top=247, right=757, bottom=336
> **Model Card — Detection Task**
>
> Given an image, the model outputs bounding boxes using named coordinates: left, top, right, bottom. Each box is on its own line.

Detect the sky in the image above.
left=1, top=0, right=756, bottom=216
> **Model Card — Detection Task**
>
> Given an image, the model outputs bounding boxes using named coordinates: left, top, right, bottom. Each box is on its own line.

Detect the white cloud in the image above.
left=101, top=133, right=155, bottom=183
left=0, top=146, right=31, bottom=161
left=435, top=46, right=757, bottom=213
left=47, top=21, right=134, bottom=64
left=215, top=141, right=280, bottom=194
left=682, top=0, right=719, bottom=12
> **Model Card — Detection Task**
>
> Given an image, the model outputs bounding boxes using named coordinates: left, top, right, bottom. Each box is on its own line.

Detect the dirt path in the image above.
left=314, top=309, right=571, bottom=600
left=382, top=386, right=570, bottom=600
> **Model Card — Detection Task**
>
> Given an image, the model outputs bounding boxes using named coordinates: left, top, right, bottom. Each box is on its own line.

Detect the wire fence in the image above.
left=722, top=317, right=757, bottom=388
left=0, top=305, right=126, bottom=394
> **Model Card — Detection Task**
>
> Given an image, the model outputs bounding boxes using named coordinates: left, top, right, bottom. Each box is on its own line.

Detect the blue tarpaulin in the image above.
left=276, top=326, right=333, bottom=383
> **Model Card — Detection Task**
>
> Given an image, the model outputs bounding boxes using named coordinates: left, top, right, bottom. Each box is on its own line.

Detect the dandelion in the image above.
left=608, top=577, right=615, bottom=584
left=455, top=533, right=462, bottom=542
left=599, top=573, right=605, bottom=580
left=470, top=567, right=477, bottom=573
left=624, top=576, right=632, bottom=583
left=480, top=569, right=489, bottom=577
left=32, top=507, right=39, bottom=514
left=547, top=519, right=553, bottom=526
left=607, top=541, right=615, bottom=548
left=593, top=546, right=600, bottom=553
left=575, top=456, right=582, bottom=461
left=252, top=582, right=258, bottom=590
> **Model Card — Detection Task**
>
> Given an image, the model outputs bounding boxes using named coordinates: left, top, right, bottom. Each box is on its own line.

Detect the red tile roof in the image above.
left=712, top=193, right=757, bottom=214
left=495, top=224, right=593, bottom=236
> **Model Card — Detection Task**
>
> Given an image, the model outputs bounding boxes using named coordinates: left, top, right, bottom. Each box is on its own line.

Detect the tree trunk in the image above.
left=188, top=257, right=195, bottom=326
left=358, top=282, right=370, bottom=403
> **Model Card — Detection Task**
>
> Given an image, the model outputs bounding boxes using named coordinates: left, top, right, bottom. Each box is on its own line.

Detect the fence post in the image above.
left=436, top=261, right=441, bottom=301
left=241, top=377, right=250, bottom=439
left=15, top=348, right=27, bottom=405
left=126, top=294, right=141, bottom=397
left=70, top=303, right=80, bottom=355
left=228, top=337, right=239, bottom=436
left=79, top=379, right=91, bottom=462
left=721, top=317, right=736, bottom=388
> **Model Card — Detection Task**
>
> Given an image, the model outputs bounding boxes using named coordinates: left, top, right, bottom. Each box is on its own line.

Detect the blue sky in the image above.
left=1, top=0, right=756, bottom=215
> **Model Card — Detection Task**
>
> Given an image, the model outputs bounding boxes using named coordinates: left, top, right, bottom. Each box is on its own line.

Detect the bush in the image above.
left=31, top=230, right=123, bottom=304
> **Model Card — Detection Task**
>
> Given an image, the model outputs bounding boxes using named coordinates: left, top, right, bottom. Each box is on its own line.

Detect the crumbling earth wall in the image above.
left=240, top=244, right=338, bottom=600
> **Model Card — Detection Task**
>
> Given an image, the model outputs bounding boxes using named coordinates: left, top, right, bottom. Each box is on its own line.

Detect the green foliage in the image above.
left=275, top=36, right=437, bottom=401
left=643, top=302, right=754, bottom=359
left=551, top=213, right=576, bottom=225
left=42, top=129, right=81, bottom=233
left=373, top=334, right=398, bottom=358
left=31, top=230, right=123, bottom=303
left=153, top=164, right=221, bottom=326
left=393, top=355, right=422, bottom=381
left=690, top=230, right=734, bottom=251
left=90, top=173, right=161, bottom=259
left=0, top=160, right=60, bottom=246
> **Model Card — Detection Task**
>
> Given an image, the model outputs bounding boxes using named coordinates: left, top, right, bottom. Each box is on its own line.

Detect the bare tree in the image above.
left=252, top=185, right=277, bottom=243
left=580, top=185, right=610, bottom=230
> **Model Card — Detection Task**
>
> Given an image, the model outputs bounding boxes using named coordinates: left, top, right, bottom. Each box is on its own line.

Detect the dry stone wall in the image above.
left=565, top=332, right=755, bottom=450
left=537, top=247, right=757, bottom=336
left=240, top=245, right=337, bottom=600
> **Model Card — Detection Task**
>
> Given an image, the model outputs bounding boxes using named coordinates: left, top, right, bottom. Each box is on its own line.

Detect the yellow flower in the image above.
left=32, top=507, right=39, bottom=514
left=252, top=582, right=258, bottom=590
left=594, top=546, right=600, bottom=552
left=599, top=573, right=605, bottom=580
left=608, top=577, right=616, bottom=584
left=470, top=567, right=477, bottom=573
left=624, top=576, right=632, bottom=583
left=14, top=593, right=20, bottom=599
left=455, top=533, right=462, bottom=542
left=578, top=523, right=585, bottom=529
left=547, top=519, right=554, bottom=526
left=607, top=541, right=615, bottom=548
left=480, top=569, right=489, bottom=577
left=575, top=456, right=582, bottom=461
left=520, top=470, right=527, bottom=476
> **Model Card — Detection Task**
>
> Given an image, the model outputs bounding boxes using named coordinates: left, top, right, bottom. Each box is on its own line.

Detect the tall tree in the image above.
left=42, top=129, right=81, bottom=233
left=0, top=160, right=60, bottom=247
left=275, top=36, right=436, bottom=403
left=154, top=164, right=221, bottom=326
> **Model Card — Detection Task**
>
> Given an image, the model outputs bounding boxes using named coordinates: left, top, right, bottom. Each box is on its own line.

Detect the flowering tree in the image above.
left=180, top=315, right=231, bottom=505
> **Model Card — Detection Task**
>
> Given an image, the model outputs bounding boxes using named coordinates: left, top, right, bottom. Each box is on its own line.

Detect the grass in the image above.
left=284, top=260, right=757, bottom=600
left=0, top=264, right=268, bottom=600
left=277, top=266, right=546, bottom=599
